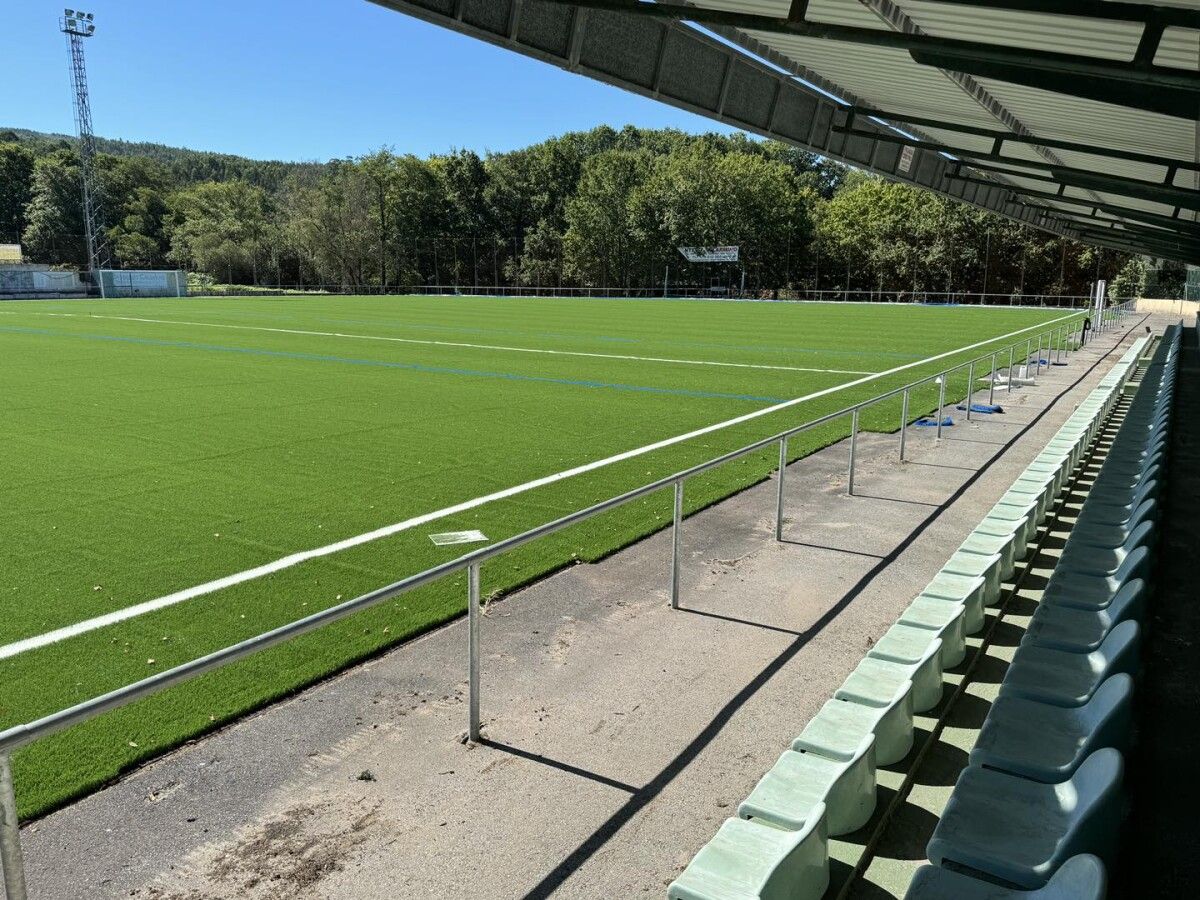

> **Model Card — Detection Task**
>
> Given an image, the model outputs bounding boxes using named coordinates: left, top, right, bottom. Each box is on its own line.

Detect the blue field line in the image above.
left=0, top=325, right=794, bottom=404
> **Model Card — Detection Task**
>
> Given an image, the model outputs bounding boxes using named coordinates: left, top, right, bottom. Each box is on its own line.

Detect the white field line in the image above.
left=23, top=312, right=876, bottom=375
left=0, top=310, right=1080, bottom=660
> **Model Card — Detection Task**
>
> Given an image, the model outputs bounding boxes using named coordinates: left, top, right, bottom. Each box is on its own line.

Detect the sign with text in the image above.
left=678, top=246, right=739, bottom=263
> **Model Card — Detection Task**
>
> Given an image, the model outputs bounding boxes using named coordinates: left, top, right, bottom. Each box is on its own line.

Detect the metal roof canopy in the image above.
left=370, top=0, right=1200, bottom=263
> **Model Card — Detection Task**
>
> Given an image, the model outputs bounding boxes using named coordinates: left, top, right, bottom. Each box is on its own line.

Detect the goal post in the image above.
left=98, top=270, right=187, bottom=298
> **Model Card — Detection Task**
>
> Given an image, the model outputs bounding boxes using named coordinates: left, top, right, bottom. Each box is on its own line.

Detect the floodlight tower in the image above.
left=60, top=8, right=111, bottom=284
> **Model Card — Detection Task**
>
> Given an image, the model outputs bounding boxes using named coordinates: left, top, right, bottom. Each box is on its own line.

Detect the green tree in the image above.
left=0, top=142, right=35, bottom=244
left=21, top=149, right=87, bottom=266
left=167, top=181, right=277, bottom=284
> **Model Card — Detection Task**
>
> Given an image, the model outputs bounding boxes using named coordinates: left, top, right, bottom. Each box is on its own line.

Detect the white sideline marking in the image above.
left=26, top=312, right=876, bottom=375
left=0, top=311, right=1080, bottom=660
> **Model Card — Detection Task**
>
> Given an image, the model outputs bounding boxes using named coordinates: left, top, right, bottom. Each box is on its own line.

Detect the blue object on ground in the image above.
left=956, top=403, right=1003, bottom=414
left=915, top=417, right=954, bottom=427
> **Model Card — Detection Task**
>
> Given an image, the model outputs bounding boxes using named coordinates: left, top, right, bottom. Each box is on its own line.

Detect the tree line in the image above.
left=0, top=124, right=1140, bottom=296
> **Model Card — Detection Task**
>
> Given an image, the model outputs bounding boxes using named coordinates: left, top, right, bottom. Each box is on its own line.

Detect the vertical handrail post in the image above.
left=1007, top=345, right=1015, bottom=393
left=965, top=361, right=975, bottom=420
left=936, top=374, right=947, bottom=440
left=988, top=352, right=997, bottom=405
left=848, top=408, right=859, bottom=496
left=775, top=437, right=787, bottom=541
left=670, top=480, right=683, bottom=608
left=0, top=754, right=28, bottom=900
left=467, top=563, right=481, bottom=743
left=899, top=387, right=910, bottom=461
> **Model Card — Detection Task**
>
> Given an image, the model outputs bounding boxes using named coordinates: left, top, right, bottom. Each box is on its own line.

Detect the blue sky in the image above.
left=2, top=1, right=740, bottom=161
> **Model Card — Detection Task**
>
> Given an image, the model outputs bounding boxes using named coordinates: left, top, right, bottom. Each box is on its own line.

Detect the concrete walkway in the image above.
left=19, top=319, right=1148, bottom=900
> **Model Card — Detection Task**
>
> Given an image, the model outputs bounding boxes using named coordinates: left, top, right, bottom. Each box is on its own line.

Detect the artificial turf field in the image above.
left=0, top=293, right=1078, bottom=817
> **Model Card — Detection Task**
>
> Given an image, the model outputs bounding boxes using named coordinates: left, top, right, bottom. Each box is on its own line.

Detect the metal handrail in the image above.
left=0, top=303, right=1133, bottom=900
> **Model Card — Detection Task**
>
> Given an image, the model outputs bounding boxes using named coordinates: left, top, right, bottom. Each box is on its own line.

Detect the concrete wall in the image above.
left=1138, top=297, right=1198, bottom=321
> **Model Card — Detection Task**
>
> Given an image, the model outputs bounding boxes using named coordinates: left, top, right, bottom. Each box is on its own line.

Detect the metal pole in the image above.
left=965, top=361, right=975, bottom=420
left=848, top=408, right=859, bottom=496
left=936, top=375, right=947, bottom=440
left=899, top=388, right=910, bottom=461
left=467, top=563, right=481, bottom=743
left=775, top=438, right=787, bottom=541
left=1007, top=345, right=1015, bottom=393
left=670, top=480, right=683, bottom=609
left=988, top=352, right=997, bottom=405
left=0, top=754, right=27, bottom=900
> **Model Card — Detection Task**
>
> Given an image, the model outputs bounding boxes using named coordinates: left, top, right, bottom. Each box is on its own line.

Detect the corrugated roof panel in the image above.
left=742, top=31, right=999, bottom=124
left=972, top=78, right=1193, bottom=161
left=1156, top=28, right=1200, bottom=71
left=896, top=0, right=1142, bottom=63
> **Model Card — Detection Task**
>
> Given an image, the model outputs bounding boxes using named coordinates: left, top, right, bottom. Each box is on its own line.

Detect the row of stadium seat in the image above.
left=666, top=332, right=1157, bottom=900
left=908, top=325, right=1181, bottom=897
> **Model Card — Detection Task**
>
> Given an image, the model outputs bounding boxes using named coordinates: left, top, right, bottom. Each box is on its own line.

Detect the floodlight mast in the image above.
left=60, top=9, right=111, bottom=295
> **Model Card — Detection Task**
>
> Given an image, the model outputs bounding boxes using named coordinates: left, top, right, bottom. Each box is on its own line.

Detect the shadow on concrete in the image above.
left=780, top=539, right=887, bottom=560
left=675, top=606, right=803, bottom=637
left=479, top=739, right=640, bottom=795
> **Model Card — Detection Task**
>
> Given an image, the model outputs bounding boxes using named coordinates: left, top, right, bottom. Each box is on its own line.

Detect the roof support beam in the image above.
left=546, top=0, right=1200, bottom=118
left=844, top=107, right=1200, bottom=174
left=837, top=124, right=1200, bottom=212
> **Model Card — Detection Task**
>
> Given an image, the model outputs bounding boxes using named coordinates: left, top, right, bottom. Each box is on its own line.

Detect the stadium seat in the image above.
left=904, top=854, right=1106, bottom=899
left=796, top=689, right=913, bottom=767
left=867, top=624, right=947, bottom=705
left=853, top=645, right=944, bottom=712
left=1022, top=581, right=1146, bottom=653
left=831, top=677, right=915, bottom=765
left=668, top=809, right=830, bottom=900
left=920, top=573, right=986, bottom=634
left=898, top=597, right=966, bottom=668
left=738, top=736, right=876, bottom=836
left=969, top=675, right=1133, bottom=782
left=1064, top=499, right=1157, bottom=549
left=926, top=749, right=1124, bottom=889
left=998, top=621, right=1140, bottom=708
left=1039, top=546, right=1151, bottom=611
left=1053, top=520, right=1156, bottom=577
left=942, top=550, right=1004, bottom=605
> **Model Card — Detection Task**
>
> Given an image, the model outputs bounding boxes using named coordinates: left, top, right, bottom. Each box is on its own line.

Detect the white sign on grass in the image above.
left=678, top=246, right=739, bottom=263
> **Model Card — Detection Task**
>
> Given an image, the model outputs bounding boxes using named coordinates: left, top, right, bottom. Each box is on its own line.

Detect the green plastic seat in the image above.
left=1041, top=547, right=1150, bottom=611
left=899, top=596, right=966, bottom=668
left=1055, top=521, right=1155, bottom=577
left=999, top=621, right=1139, bottom=708
left=796, top=691, right=912, bottom=767
left=668, top=810, right=829, bottom=900
left=1022, top=581, right=1145, bottom=653
left=738, top=736, right=876, bottom=836
left=969, top=675, right=1133, bottom=783
left=868, top=624, right=946, bottom=708
left=942, top=550, right=1003, bottom=605
left=903, top=854, right=1106, bottom=900
left=921, top=572, right=986, bottom=634
left=959, top=531, right=1017, bottom=581
left=927, top=750, right=1123, bottom=889
left=850, top=650, right=943, bottom=713
left=974, top=518, right=1032, bottom=562
left=1066, top=499, right=1156, bottom=548
left=832, top=676, right=914, bottom=765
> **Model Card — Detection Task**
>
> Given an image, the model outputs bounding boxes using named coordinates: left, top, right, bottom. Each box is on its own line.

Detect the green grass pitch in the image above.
left=0, top=294, right=1076, bottom=817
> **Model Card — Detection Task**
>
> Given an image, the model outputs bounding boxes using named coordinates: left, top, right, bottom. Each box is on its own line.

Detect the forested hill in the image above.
left=0, top=123, right=1148, bottom=297
left=0, top=126, right=317, bottom=192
